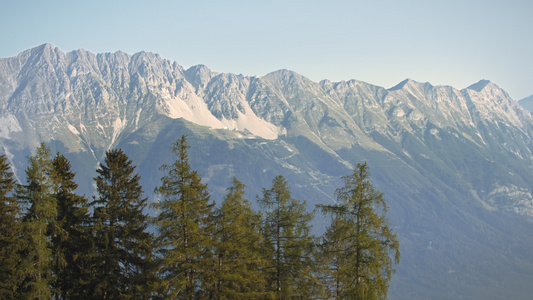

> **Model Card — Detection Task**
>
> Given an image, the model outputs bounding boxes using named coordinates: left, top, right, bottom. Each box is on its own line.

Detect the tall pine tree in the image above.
left=152, top=135, right=215, bottom=299
left=51, top=153, right=91, bottom=299
left=212, top=177, right=269, bottom=299
left=89, top=149, right=156, bottom=299
left=0, top=155, right=24, bottom=299
left=318, top=162, right=400, bottom=300
left=258, top=174, right=316, bottom=299
left=17, top=143, right=56, bottom=300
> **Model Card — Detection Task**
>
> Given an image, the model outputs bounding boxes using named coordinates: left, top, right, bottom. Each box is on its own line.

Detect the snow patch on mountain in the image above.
left=67, top=123, right=80, bottom=135
left=161, top=90, right=225, bottom=129
left=0, top=114, right=22, bottom=138
left=218, top=103, right=282, bottom=140
left=157, top=78, right=280, bottom=139
left=135, top=108, right=142, bottom=130
left=110, top=116, right=126, bottom=148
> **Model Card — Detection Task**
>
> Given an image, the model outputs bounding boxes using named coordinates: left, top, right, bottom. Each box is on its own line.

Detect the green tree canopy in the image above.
left=318, top=162, right=400, bottom=300
left=152, top=135, right=215, bottom=299
left=89, top=149, right=156, bottom=299
left=50, top=153, right=91, bottom=299
left=213, top=177, right=269, bottom=299
left=258, top=174, right=316, bottom=299
left=17, top=143, right=56, bottom=299
left=0, top=155, right=24, bottom=299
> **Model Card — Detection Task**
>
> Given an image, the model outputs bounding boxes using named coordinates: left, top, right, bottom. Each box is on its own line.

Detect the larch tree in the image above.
left=89, top=149, right=156, bottom=299
left=317, top=162, right=400, bottom=300
left=258, top=174, right=317, bottom=299
left=152, top=135, right=215, bottom=299
left=17, top=143, right=56, bottom=300
left=316, top=216, right=356, bottom=299
left=212, top=177, right=269, bottom=299
left=50, top=153, right=91, bottom=299
left=0, top=155, right=24, bottom=299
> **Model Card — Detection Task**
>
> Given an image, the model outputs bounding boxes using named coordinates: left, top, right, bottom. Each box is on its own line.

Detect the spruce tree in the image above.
left=51, top=153, right=91, bottom=299
left=0, top=155, right=24, bottom=299
left=89, top=149, right=156, bottom=299
left=258, top=174, right=316, bottom=299
left=152, top=135, right=215, bottom=299
left=212, top=177, right=269, bottom=299
left=317, top=162, right=400, bottom=300
left=17, top=143, right=56, bottom=300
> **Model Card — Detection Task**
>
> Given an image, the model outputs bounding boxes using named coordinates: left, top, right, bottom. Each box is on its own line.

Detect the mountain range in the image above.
left=1, top=43, right=533, bottom=299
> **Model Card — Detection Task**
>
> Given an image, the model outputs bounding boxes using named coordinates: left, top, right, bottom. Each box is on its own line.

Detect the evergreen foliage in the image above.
left=0, top=142, right=400, bottom=299
left=0, top=155, right=24, bottom=299
left=258, top=174, right=317, bottom=299
left=17, top=143, right=56, bottom=299
left=317, top=162, right=400, bottom=300
left=213, top=177, right=269, bottom=299
left=89, top=149, right=156, bottom=299
left=152, top=135, right=215, bottom=299
left=51, top=153, right=91, bottom=299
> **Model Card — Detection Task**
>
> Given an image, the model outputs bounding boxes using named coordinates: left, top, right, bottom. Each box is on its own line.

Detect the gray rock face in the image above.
left=2, top=44, right=533, bottom=299
left=519, top=94, right=533, bottom=112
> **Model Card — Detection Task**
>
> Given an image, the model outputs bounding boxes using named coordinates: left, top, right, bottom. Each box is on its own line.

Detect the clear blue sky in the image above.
left=1, top=0, right=532, bottom=99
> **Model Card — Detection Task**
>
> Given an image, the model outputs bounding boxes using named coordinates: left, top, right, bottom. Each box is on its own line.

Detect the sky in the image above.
left=1, top=0, right=532, bottom=100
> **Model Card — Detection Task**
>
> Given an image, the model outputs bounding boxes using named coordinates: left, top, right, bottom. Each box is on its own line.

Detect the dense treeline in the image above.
left=0, top=136, right=399, bottom=300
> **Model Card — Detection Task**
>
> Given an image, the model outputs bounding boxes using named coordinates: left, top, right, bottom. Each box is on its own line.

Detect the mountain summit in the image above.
left=467, top=79, right=492, bottom=92
left=519, top=94, right=533, bottom=112
left=2, top=44, right=533, bottom=299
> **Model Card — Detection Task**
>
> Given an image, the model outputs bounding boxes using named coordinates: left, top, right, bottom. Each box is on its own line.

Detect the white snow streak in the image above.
left=0, top=114, right=22, bottom=139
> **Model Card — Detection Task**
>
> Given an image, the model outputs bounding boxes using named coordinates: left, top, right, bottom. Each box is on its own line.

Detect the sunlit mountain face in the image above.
left=2, top=44, right=533, bottom=299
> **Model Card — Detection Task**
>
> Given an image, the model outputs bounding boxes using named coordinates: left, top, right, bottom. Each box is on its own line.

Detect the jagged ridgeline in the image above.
left=1, top=44, right=533, bottom=299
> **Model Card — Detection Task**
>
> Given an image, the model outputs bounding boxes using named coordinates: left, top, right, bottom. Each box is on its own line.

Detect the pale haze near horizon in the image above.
left=1, top=0, right=531, bottom=100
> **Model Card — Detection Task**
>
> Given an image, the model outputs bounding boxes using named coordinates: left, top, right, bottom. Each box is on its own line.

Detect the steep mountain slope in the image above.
left=519, top=94, right=533, bottom=112
left=2, top=44, right=533, bottom=299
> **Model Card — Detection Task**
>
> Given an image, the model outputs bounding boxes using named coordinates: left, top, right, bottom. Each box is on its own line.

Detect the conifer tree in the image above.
left=317, top=162, right=400, bottom=300
left=152, top=135, right=215, bottom=299
left=89, top=149, right=156, bottom=299
left=258, top=174, right=316, bottom=299
left=212, top=177, right=269, bottom=299
left=317, top=216, right=356, bottom=299
left=51, top=153, right=91, bottom=299
left=17, top=143, right=56, bottom=300
left=0, top=155, right=24, bottom=299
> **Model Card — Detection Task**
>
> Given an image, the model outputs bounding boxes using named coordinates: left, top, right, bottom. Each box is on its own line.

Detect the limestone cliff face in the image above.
left=1, top=44, right=533, bottom=215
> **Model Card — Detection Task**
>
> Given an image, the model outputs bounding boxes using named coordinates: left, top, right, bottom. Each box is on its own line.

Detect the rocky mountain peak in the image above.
left=467, top=79, right=493, bottom=92
left=21, top=43, right=65, bottom=66
left=519, top=95, right=533, bottom=112
left=388, top=78, right=410, bottom=91
left=388, top=78, right=433, bottom=91
left=263, top=69, right=309, bottom=85
left=185, top=64, right=217, bottom=90
left=31, top=43, right=56, bottom=57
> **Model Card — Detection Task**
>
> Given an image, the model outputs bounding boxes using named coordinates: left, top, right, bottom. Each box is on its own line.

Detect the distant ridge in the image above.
left=467, top=79, right=492, bottom=92
left=519, top=95, right=533, bottom=112
left=0, top=43, right=513, bottom=99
